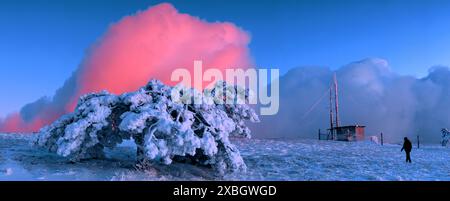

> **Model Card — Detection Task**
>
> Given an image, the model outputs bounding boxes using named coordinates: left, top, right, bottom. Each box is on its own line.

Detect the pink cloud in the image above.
left=0, top=3, right=252, bottom=132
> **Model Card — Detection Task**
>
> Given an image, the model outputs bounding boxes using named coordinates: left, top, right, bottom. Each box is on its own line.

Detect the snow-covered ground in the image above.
left=0, top=133, right=449, bottom=181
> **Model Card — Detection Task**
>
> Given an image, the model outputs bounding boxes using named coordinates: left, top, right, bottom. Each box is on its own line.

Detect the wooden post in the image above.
left=380, top=133, right=384, bottom=146
left=417, top=135, right=420, bottom=149
left=318, top=129, right=321, bottom=140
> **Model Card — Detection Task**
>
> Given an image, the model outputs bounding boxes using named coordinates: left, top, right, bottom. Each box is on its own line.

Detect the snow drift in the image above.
left=35, top=79, right=259, bottom=174
left=254, top=58, right=450, bottom=143
left=0, top=3, right=252, bottom=133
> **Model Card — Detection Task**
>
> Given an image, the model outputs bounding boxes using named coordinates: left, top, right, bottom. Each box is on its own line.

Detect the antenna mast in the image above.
left=333, top=73, right=340, bottom=127
left=329, top=85, right=334, bottom=139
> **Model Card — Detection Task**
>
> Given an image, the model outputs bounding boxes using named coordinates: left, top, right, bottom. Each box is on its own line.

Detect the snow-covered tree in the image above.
left=35, top=79, right=259, bottom=174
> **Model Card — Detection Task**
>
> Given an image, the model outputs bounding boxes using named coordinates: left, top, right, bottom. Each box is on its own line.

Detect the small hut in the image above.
left=328, top=125, right=365, bottom=141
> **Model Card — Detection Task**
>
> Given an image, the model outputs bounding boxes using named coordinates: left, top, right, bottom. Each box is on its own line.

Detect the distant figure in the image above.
left=401, top=137, right=412, bottom=163
left=442, top=128, right=450, bottom=147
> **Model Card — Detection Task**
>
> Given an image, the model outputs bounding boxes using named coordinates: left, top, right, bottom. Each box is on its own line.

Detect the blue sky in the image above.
left=1, top=0, right=450, bottom=116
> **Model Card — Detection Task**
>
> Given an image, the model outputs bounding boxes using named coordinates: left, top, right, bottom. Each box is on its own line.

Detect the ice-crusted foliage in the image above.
left=200, top=81, right=260, bottom=139
left=35, top=79, right=259, bottom=174
left=35, top=92, right=125, bottom=160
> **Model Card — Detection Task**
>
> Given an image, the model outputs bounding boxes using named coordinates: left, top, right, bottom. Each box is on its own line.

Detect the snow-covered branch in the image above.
left=35, top=79, right=259, bottom=174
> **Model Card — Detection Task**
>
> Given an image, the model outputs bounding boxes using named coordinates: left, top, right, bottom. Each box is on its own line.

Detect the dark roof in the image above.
left=327, top=125, right=366, bottom=130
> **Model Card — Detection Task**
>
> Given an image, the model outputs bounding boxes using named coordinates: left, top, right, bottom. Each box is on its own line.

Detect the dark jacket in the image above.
left=401, top=139, right=412, bottom=153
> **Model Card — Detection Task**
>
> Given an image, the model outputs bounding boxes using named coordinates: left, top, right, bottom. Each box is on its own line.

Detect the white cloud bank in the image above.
left=253, top=58, right=450, bottom=143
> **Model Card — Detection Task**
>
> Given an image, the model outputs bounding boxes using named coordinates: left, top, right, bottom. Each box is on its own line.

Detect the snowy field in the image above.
left=0, top=133, right=449, bottom=181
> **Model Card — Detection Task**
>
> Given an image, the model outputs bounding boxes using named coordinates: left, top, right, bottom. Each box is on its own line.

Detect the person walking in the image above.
left=401, top=137, right=412, bottom=163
